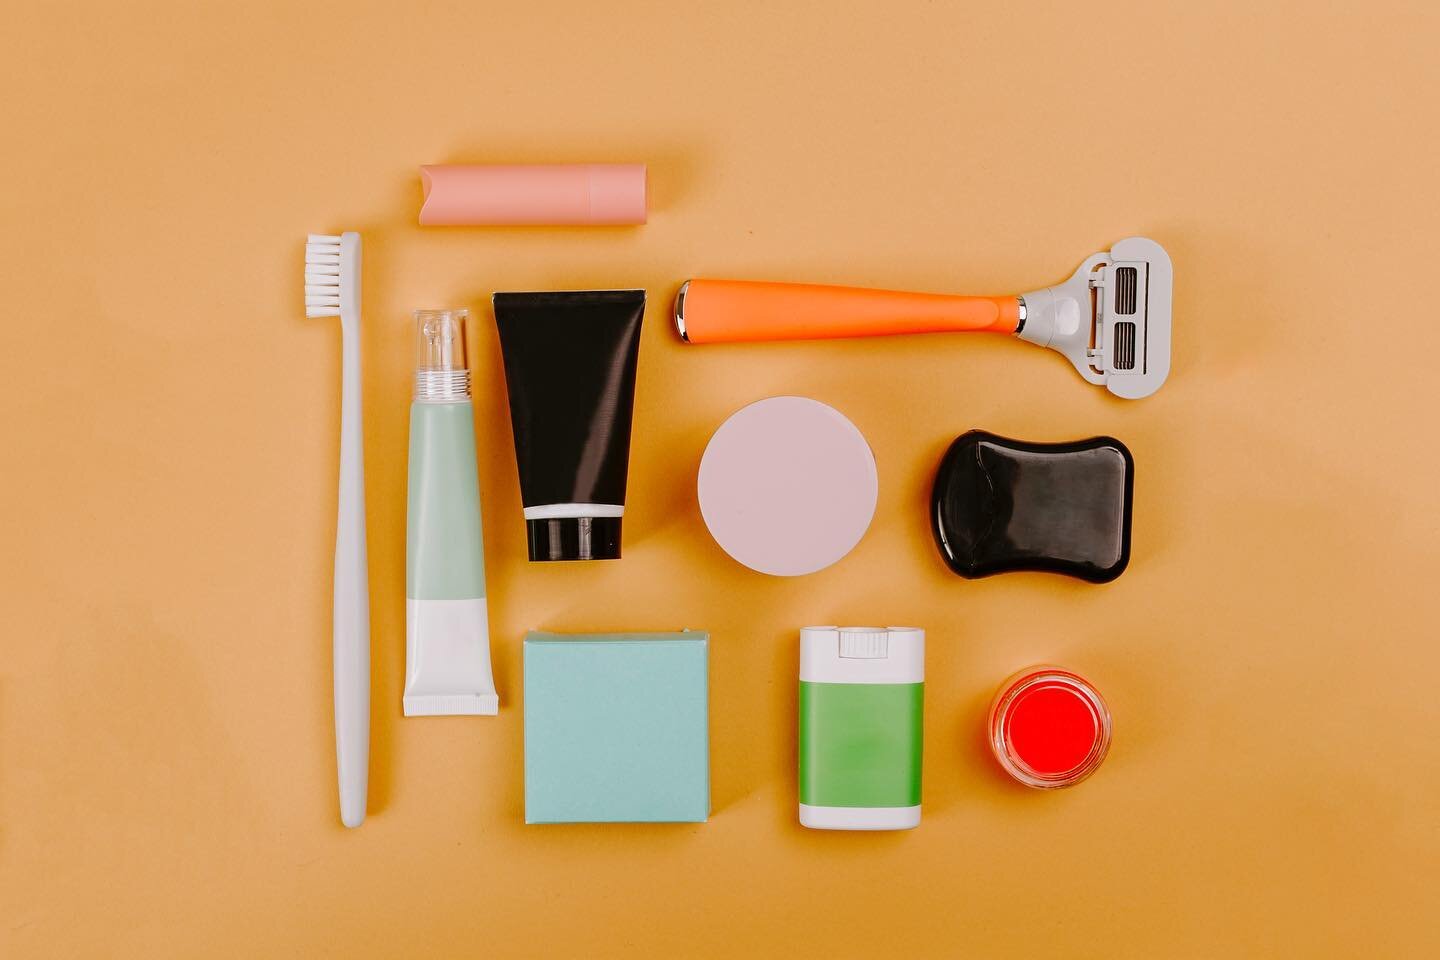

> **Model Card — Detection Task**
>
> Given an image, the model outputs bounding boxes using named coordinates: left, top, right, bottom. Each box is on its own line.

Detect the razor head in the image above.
left=1018, top=237, right=1172, bottom=399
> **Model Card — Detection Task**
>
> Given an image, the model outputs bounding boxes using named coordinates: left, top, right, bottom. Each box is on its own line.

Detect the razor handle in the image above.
left=675, top=278, right=1021, bottom=344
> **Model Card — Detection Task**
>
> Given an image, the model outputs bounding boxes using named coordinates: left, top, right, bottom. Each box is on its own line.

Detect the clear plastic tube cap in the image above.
left=415, top=309, right=467, bottom=371
left=413, top=309, right=470, bottom=402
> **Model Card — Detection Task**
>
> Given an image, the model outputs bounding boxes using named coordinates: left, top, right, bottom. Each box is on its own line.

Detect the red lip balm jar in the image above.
left=988, top=667, right=1112, bottom=789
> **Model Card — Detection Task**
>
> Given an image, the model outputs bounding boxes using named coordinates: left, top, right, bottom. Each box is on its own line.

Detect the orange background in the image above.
left=3, top=2, right=1438, bottom=957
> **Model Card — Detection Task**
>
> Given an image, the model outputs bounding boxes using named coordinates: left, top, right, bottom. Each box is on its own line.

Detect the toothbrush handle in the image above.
left=676, top=279, right=1021, bottom=344
left=334, top=322, right=370, bottom=828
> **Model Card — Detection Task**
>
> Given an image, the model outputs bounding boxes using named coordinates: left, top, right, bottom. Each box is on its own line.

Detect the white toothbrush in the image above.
left=305, top=232, right=370, bottom=828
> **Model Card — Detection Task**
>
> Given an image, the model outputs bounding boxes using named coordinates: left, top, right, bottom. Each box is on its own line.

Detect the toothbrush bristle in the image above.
left=305, top=235, right=344, bottom=317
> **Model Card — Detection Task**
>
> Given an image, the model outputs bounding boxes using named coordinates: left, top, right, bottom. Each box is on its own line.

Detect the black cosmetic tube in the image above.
left=493, top=290, right=645, bottom=561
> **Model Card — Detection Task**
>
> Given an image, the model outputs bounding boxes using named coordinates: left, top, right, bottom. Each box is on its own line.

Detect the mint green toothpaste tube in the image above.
left=403, top=309, right=498, bottom=716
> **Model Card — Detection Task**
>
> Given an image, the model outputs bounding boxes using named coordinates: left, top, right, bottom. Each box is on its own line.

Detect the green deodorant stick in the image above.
left=799, top=626, right=924, bottom=830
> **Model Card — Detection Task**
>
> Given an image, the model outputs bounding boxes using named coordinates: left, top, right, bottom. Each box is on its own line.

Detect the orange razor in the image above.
left=674, top=237, right=1172, bottom=399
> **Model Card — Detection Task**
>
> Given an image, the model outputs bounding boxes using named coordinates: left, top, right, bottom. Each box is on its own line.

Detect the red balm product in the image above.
left=988, top=667, right=1111, bottom=788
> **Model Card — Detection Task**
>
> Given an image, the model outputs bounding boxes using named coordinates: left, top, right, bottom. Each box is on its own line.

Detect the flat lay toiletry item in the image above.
left=989, top=667, right=1111, bottom=789
left=523, top=631, right=709, bottom=823
left=304, top=232, right=370, bottom=828
left=403, top=309, right=498, bottom=717
left=799, top=626, right=924, bottom=830
left=931, top=430, right=1133, bottom=583
left=698, top=397, right=877, bottom=576
left=419, top=164, right=647, bottom=225
left=494, top=290, right=645, bottom=561
left=675, top=237, right=1172, bottom=399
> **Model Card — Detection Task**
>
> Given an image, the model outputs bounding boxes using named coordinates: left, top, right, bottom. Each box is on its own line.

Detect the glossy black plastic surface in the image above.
left=526, top=516, right=622, bottom=562
left=930, top=430, right=1133, bottom=583
left=494, top=290, right=645, bottom=561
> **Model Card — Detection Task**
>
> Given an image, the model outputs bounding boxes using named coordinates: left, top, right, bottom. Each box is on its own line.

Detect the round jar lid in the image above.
left=698, top=396, right=878, bottom=577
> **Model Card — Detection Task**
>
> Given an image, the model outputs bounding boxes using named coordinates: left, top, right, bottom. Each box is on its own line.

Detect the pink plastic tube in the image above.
left=419, top=164, right=647, bottom=226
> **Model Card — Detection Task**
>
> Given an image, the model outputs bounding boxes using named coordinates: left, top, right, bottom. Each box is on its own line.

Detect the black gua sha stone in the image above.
left=930, top=431, right=1133, bottom=583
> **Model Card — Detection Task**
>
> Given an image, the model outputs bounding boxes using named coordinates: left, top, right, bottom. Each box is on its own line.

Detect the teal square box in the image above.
left=523, top=631, right=710, bottom=823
